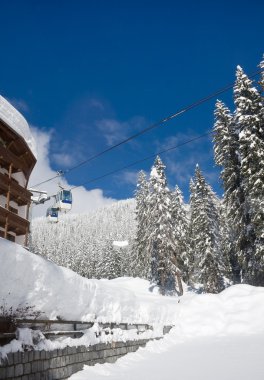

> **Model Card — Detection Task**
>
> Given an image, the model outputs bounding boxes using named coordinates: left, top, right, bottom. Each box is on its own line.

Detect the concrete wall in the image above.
left=0, top=338, right=154, bottom=380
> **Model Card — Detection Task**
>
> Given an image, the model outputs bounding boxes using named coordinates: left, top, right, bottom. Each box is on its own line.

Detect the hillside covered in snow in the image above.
left=30, top=199, right=137, bottom=279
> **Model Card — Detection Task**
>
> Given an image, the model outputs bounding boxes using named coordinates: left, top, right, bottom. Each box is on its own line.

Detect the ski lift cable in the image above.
left=31, top=69, right=262, bottom=188
left=70, top=131, right=212, bottom=191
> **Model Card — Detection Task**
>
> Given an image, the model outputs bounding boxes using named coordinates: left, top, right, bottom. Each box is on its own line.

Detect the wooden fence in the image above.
left=0, top=317, right=170, bottom=345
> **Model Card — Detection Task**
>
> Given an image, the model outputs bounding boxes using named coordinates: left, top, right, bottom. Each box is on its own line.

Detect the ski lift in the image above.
left=55, top=189, right=72, bottom=212
left=46, top=207, right=59, bottom=223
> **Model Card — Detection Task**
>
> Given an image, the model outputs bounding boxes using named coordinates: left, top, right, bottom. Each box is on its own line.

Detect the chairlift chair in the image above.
left=55, top=189, right=72, bottom=212
left=46, top=207, right=59, bottom=223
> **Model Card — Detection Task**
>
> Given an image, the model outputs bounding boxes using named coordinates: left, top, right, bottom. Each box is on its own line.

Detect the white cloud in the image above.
left=96, top=119, right=126, bottom=145
left=52, top=152, right=76, bottom=167
left=96, top=116, right=146, bottom=146
left=28, top=127, right=116, bottom=218
left=117, top=170, right=139, bottom=186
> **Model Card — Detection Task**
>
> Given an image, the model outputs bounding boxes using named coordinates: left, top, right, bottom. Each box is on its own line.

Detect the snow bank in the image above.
left=0, top=238, right=178, bottom=324
left=0, top=95, right=37, bottom=157
left=1, top=237, right=264, bottom=336
left=172, top=285, right=264, bottom=338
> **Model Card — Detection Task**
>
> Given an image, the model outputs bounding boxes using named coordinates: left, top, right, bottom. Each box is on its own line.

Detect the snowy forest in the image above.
left=30, top=57, right=264, bottom=294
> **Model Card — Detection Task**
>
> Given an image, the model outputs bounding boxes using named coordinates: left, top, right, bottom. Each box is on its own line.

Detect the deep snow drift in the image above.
left=1, top=238, right=264, bottom=379
left=0, top=238, right=179, bottom=324
left=1, top=238, right=264, bottom=333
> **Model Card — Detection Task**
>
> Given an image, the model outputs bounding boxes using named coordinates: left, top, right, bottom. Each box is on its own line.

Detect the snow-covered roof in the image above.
left=0, top=95, right=37, bottom=158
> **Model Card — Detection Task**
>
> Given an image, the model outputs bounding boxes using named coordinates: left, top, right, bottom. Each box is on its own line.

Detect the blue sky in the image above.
left=1, top=0, right=264, bottom=206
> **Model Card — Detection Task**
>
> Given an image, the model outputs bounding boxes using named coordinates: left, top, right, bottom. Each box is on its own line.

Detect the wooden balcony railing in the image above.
left=0, top=206, right=29, bottom=236
left=0, top=172, right=31, bottom=206
left=0, top=144, right=25, bottom=173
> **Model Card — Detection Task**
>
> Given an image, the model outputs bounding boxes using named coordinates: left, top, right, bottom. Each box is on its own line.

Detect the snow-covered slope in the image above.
left=30, top=199, right=136, bottom=279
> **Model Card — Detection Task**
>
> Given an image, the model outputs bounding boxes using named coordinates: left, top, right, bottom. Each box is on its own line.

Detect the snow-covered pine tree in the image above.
left=233, top=66, right=264, bottom=285
left=189, top=165, right=224, bottom=293
left=260, top=56, right=264, bottom=91
left=171, top=185, right=189, bottom=283
left=218, top=203, right=233, bottom=283
left=187, top=178, right=196, bottom=279
left=134, top=170, right=151, bottom=278
left=30, top=200, right=136, bottom=279
left=147, top=156, right=182, bottom=295
left=213, top=100, right=242, bottom=283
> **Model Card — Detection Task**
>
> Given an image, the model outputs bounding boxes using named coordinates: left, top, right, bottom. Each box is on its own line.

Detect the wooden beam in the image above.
left=4, top=215, right=8, bottom=238
left=24, top=201, right=31, bottom=247
left=6, top=163, right=13, bottom=210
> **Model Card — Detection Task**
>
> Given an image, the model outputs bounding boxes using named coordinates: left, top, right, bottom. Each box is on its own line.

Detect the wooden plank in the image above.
left=14, top=318, right=95, bottom=325
left=43, top=331, right=84, bottom=338
left=0, top=333, right=16, bottom=339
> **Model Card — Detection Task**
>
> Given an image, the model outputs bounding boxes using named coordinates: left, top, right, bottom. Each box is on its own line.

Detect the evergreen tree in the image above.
left=171, top=185, right=189, bottom=283
left=233, top=66, right=264, bottom=284
left=214, top=64, right=264, bottom=285
left=260, top=56, right=264, bottom=91
left=213, top=100, right=242, bottom=283
left=30, top=200, right=137, bottom=280
left=189, top=165, right=224, bottom=293
left=218, top=202, right=233, bottom=282
left=134, top=170, right=150, bottom=278
left=147, top=156, right=182, bottom=294
left=100, top=241, right=121, bottom=279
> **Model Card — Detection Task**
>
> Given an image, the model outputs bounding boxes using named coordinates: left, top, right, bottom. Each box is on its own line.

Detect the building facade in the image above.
left=0, top=96, right=36, bottom=246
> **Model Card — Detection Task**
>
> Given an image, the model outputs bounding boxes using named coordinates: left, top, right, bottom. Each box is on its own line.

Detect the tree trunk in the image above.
left=176, top=271, right=183, bottom=296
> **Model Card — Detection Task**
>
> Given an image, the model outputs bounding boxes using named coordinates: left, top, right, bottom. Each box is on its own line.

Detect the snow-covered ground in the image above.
left=70, top=333, right=264, bottom=380
left=69, top=279, right=264, bottom=379
left=1, top=238, right=264, bottom=379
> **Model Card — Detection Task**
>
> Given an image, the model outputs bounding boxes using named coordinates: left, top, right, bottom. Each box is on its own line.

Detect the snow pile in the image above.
left=0, top=238, right=178, bottom=324
left=1, top=238, right=264, bottom=334
left=172, top=285, right=264, bottom=338
left=0, top=95, right=37, bottom=157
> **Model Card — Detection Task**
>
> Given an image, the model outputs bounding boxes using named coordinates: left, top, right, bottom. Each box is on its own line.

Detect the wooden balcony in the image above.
left=0, top=230, right=15, bottom=242
left=0, top=144, right=27, bottom=174
left=0, top=120, right=36, bottom=180
left=0, top=172, right=32, bottom=206
left=0, top=206, right=29, bottom=236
